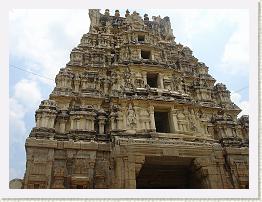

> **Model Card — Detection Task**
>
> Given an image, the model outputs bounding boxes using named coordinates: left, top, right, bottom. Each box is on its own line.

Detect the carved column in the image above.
left=158, top=73, right=164, bottom=89
left=80, top=118, right=85, bottom=130
left=98, top=115, right=106, bottom=134
left=70, top=117, right=75, bottom=130
left=36, top=114, right=41, bottom=127
left=127, top=155, right=136, bottom=188
left=142, top=72, right=147, bottom=86
left=85, top=119, right=90, bottom=131
left=170, top=108, right=179, bottom=133
left=74, top=75, right=80, bottom=92
left=133, top=106, right=140, bottom=130
left=110, top=114, right=116, bottom=131
left=116, top=117, right=123, bottom=130
left=59, top=118, right=67, bottom=133
left=76, top=118, right=80, bottom=130
left=114, top=157, right=124, bottom=188
left=149, top=105, right=156, bottom=131
left=122, top=104, right=127, bottom=131
left=104, top=80, right=109, bottom=95
left=49, top=114, right=56, bottom=128
left=151, top=50, right=155, bottom=60
left=90, top=117, right=95, bottom=131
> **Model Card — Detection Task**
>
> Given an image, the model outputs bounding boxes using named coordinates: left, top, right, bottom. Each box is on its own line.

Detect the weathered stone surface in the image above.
left=20, top=9, right=248, bottom=189
left=9, top=179, right=23, bottom=189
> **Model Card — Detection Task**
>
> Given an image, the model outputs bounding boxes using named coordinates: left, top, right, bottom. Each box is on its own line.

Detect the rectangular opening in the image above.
left=147, top=73, right=158, bottom=88
left=138, top=35, right=145, bottom=42
left=154, top=111, right=170, bottom=133
left=34, top=184, right=40, bottom=189
left=76, top=185, right=84, bottom=189
left=136, top=156, right=206, bottom=189
left=141, top=50, right=151, bottom=59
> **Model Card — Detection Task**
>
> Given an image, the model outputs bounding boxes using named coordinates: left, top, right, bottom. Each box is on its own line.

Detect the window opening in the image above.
left=138, top=35, right=145, bottom=42
left=147, top=73, right=158, bottom=88
left=154, top=111, right=170, bottom=133
left=141, top=50, right=151, bottom=59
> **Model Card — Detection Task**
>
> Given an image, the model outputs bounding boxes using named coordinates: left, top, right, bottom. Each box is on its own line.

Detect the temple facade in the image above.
left=22, top=9, right=249, bottom=189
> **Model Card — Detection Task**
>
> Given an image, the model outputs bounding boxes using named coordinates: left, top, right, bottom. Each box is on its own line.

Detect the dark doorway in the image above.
left=76, top=185, right=84, bottom=189
left=147, top=73, right=158, bottom=88
left=141, top=50, right=151, bottom=59
left=138, top=35, right=145, bottom=42
left=136, top=156, right=205, bottom=189
left=154, top=111, right=170, bottom=133
left=33, top=184, right=40, bottom=189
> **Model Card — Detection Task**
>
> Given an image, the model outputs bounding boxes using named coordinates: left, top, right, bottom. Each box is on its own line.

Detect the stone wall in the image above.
left=21, top=9, right=249, bottom=189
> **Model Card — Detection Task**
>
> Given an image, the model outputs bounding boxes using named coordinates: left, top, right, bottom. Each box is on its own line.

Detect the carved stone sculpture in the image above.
left=20, top=9, right=249, bottom=189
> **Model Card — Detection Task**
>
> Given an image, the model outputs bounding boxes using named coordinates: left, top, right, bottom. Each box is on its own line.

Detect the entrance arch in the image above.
left=136, top=156, right=208, bottom=189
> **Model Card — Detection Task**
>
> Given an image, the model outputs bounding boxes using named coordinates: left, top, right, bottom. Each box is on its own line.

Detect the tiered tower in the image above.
left=23, top=9, right=249, bottom=189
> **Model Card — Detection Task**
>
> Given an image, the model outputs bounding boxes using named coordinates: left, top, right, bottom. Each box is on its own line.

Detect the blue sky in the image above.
left=9, top=9, right=249, bottom=180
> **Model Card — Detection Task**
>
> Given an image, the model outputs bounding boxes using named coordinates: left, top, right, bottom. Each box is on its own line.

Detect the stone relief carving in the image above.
left=127, top=104, right=137, bottom=129
left=22, top=9, right=248, bottom=189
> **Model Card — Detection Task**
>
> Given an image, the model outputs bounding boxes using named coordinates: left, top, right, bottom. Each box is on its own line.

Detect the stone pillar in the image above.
left=149, top=106, right=156, bottom=131
left=114, top=157, right=124, bottom=188
left=59, top=119, right=66, bottom=133
left=90, top=117, right=95, bottom=131
left=123, top=156, right=136, bottom=189
left=76, top=119, right=80, bottom=130
left=43, top=116, right=49, bottom=128
left=104, top=80, right=109, bottom=95
left=151, top=50, right=154, bottom=60
left=110, top=116, right=116, bottom=131
left=135, top=155, right=145, bottom=178
left=134, top=106, right=140, bottom=130
left=142, top=72, right=147, bottom=86
left=70, top=118, right=75, bottom=130
left=138, top=49, right=142, bottom=59
left=80, top=118, right=85, bottom=130
left=98, top=116, right=106, bottom=134
left=49, top=115, right=56, bottom=128
left=122, top=105, right=127, bottom=131
left=116, top=117, right=123, bottom=130
left=85, top=119, right=90, bottom=130
left=146, top=121, right=150, bottom=130
left=158, top=73, right=164, bottom=89
left=170, top=108, right=179, bottom=133
left=127, top=155, right=136, bottom=188
left=74, top=79, right=80, bottom=92
left=36, top=115, right=41, bottom=127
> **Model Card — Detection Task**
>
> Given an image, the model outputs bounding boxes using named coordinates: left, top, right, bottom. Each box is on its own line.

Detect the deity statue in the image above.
left=127, top=104, right=136, bottom=128
left=89, top=9, right=101, bottom=31
left=125, top=9, right=130, bottom=17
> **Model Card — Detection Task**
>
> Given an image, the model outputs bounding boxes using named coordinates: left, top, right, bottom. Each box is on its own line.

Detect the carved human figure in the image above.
left=127, top=104, right=137, bottom=128
left=89, top=9, right=101, bottom=31
left=74, top=73, right=80, bottom=92
left=125, top=9, right=130, bottom=17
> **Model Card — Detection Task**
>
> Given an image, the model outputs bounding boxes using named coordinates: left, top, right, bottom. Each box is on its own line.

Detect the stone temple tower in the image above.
left=22, top=9, right=249, bottom=189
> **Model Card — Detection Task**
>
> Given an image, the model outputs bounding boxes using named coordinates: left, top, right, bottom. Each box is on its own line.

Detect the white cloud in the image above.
left=219, top=11, right=249, bottom=74
left=10, top=167, right=25, bottom=181
left=10, top=9, right=90, bottom=86
left=13, top=79, right=42, bottom=109
left=9, top=9, right=90, bottom=180
left=163, top=9, right=249, bottom=74
left=9, top=79, right=43, bottom=179
left=9, top=97, right=26, bottom=145
left=231, top=91, right=249, bottom=117
left=10, top=79, right=42, bottom=151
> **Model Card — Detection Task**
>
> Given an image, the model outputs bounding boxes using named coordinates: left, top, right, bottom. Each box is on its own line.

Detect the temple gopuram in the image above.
left=22, top=9, right=249, bottom=189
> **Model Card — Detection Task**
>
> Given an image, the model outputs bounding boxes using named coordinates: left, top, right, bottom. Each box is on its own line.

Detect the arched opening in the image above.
left=136, top=156, right=207, bottom=189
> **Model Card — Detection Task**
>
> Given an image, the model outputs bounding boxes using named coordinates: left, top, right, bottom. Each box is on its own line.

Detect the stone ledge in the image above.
left=25, top=138, right=111, bottom=151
